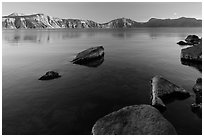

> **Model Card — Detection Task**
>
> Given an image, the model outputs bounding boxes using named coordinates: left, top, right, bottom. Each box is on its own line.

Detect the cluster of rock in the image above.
left=177, top=35, right=202, bottom=117
left=39, top=46, right=105, bottom=80
left=2, top=12, right=202, bottom=29
left=178, top=35, right=202, bottom=62
left=177, top=35, right=201, bottom=45
left=37, top=35, right=201, bottom=134
left=91, top=35, right=202, bottom=135
left=91, top=75, right=193, bottom=135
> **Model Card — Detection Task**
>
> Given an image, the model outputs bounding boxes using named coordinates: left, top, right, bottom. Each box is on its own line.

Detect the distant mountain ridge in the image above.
left=2, top=12, right=202, bottom=29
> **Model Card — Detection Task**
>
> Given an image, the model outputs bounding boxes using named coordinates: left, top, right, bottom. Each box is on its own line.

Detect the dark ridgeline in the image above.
left=2, top=12, right=202, bottom=29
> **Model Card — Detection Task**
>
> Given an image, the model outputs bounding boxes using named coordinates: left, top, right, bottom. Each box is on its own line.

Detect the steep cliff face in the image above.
left=100, top=18, right=142, bottom=28
left=2, top=13, right=202, bottom=29
left=2, top=13, right=101, bottom=29
left=3, top=13, right=66, bottom=29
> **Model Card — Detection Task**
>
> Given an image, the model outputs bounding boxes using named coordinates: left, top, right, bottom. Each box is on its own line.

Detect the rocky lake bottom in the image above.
left=2, top=28, right=202, bottom=135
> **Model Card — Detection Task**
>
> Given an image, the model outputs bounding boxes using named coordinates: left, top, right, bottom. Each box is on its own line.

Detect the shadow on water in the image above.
left=73, top=55, right=104, bottom=68
left=161, top=92, right=191, bottom=105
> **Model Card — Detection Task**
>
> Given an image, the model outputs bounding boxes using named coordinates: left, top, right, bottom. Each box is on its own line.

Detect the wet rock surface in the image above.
left=92, top=104, right=177, bottom=135
left=39, top=71, right=61, bottom=80
left=180, top=35, right=202, bottom=62
left=72, top=46, right=104, bottom=65
left=150, top=76, right=190, bottom=109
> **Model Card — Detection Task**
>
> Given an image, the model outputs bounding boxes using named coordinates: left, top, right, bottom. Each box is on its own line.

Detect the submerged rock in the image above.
left=72, top=46, right=104, bottom=64
left=177, top=41, right=188, bottom=45
left=151, top=76, right=190, bottom=109
left=92, top=104, right=177, bottom=135
left=185, top=35, right=200, bottom=45
left=39, top=71, right=61, bottom=80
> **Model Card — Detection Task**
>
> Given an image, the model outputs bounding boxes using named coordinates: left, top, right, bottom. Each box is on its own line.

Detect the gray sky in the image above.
left=2, top=2, right=202, bottom=23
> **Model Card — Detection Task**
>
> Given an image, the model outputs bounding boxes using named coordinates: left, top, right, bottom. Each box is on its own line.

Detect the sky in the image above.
left=2, top=2, right=202, bottom=23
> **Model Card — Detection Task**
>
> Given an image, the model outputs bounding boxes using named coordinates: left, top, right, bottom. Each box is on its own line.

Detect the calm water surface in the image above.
left=2, top=28, right=202, bottom=135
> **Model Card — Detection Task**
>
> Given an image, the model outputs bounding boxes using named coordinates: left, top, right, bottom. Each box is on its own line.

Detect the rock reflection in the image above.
left=74, top=55, right=104, bottom=68
left=180, top=59, right=202, bottom=73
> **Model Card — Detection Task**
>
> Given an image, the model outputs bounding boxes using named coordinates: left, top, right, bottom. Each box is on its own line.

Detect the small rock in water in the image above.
left=150, top=75, right=190, bottom=110
left=92, top=104, right=177, bottom=135
left=39, top=71, right=61, bottom=80
left=72, top=46, right=104, bottom=64
left=177, top=41, right=188, bottom=45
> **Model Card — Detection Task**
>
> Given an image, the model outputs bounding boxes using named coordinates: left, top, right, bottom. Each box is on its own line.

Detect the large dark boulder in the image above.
left=180, top=41, right=202, bottom=62
left=92, top=104, right=177, bottom=135
left=72, top=46, right=104, bottom=64
left=150, top=76, right=190, bottom=109
left=39, top=71, right=61, bottom=80
left=185, top=35, right=200, bottom=45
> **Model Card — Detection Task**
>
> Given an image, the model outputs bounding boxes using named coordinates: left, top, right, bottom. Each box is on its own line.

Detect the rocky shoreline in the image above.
left=37, top=34, right=201, bottom=135
left=91, top=34, right=202, bottom=135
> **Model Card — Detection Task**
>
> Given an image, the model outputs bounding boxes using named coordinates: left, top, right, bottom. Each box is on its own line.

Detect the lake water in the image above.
left=2, top=28, right=202, bottom=135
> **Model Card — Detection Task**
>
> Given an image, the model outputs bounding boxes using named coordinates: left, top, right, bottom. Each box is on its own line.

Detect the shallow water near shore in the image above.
left=2, top=28, right=202, bottom=135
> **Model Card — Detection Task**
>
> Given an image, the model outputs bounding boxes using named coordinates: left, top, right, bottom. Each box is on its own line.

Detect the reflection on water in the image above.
left=2, top=28, right=202, bottom=135
left=73, top=55, right=104, bottom=68
left=3, top=28, right=202, bottom=45
left=3, top=30, right=83, bottom=44
left=180, top=59, right=202, bottom=73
